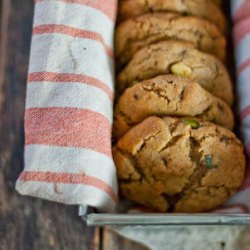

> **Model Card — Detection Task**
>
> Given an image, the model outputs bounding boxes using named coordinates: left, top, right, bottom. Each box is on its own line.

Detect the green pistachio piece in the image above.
left=170, top=62, right=192, bottom=77
left=205, top=154, right=218, bottom=169
left=182, top=118, right=200, bottom=129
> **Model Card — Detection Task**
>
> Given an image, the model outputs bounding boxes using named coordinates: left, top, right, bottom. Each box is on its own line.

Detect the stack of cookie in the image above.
left=112, top=0, right=246, bottom=212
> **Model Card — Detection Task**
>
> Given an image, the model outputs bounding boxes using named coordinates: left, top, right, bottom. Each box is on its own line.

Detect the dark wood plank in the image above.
left=0, top=1, right=98, bottom=249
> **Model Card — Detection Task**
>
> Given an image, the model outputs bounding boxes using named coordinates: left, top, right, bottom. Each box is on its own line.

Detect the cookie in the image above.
left=117, top=40, right=233, bottom=106
left=113, top=116, right=245, bottom=212
left=212, top=0, right=221, bottom=6
left=115, top=13, right=226, bottom=68
left=118, top=0, right=226, bottom=32
left=113, top=75, right=234, bottom=139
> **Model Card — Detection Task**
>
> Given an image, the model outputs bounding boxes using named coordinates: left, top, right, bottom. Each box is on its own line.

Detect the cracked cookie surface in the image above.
left=117, top=40, right=233, bottom=106
left=113, top=116, right=245, bottom=212
left=118, top=0, right=225, bottom=33
left=113, top=75, right=234, bottom=139
left=212, top=0, right=221, bottom=6
left=115, top=13, right=226, bottom=68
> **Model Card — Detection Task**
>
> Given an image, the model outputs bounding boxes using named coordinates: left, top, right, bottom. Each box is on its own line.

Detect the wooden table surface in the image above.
left=0, top=0, right=147, bottom=249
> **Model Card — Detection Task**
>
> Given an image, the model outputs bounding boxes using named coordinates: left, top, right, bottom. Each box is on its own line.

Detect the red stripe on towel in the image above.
left=234, top=0, right=250, bottom=22
left=241, top=105, right=250, bottom=120
left=28, top=72, right=113, bottom=100
left=33, top=24, right=113, bottom=58
left=234, top=17, right=250, bottom=44
left=238, top=59, right=250, bottom=74
left=19, top=171, right=117, bottom=202
left=25, top=107, right=112, bottom=158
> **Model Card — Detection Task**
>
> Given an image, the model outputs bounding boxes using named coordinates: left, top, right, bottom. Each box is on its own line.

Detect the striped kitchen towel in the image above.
left=231, top=0, right=250, bottom=22
left=15, top=0, right=118, bottom=212
left=225, top=0, right=250, bottom=210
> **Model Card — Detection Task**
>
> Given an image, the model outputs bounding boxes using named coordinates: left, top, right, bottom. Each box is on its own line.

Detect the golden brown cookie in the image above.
left=118, top=0, right=226, bottom=32
left=113, top=116, right=245, bottom=212
left=117, top=41, right=233, bottom=106
left=113, top=75, right=234, bottom=139
left=115, top=13, right=226, bottom=68
left=212, top=0, right=221, bottom=6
